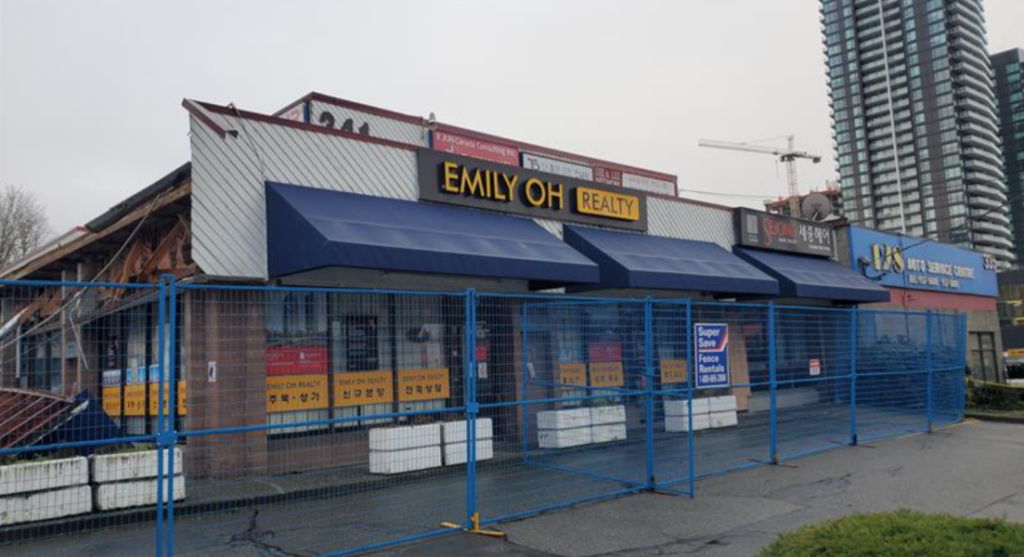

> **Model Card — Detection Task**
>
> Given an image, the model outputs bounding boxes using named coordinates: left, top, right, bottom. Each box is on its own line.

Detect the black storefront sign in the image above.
left=734, top=208, right=834, bottom=257
left=417, top=149, right=648, bottom=232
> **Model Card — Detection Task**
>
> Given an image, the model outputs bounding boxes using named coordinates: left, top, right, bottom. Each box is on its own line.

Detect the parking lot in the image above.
left=7, top=419, right=1021, bottom=557
left=369, top=419, right=1023, bottom=557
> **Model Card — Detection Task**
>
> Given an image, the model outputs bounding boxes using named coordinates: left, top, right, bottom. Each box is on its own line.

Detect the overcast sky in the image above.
left=2, top=0, right=1022, bottom=234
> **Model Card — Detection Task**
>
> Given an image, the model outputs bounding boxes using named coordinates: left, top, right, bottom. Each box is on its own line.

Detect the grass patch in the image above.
left=758, top=511, right=1024, bottom=557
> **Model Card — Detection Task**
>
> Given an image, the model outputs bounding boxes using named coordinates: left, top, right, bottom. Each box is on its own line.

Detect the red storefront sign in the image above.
left=267, top=346, right=329, bottom=375
left=432, top=130, right=519, bottom=166
left=588, top=342, right=623, bottom=363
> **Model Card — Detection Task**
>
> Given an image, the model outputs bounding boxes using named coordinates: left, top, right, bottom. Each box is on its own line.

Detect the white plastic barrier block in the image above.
left=663, top=398, right=711, bottom=417
left=368, top=424, right=442, bottom=452
left=538, top=426, right=592, bottom=449
left=0, top=457, right=88, bottom=496
left=369, top=446, right=442, bottom=475
left=665, top=414, right=711, bottom=432
left=709, top=411, right=739, bottom=429
left=444, top=440, right=494, bottom=466
left=441, top=418, right=493, bottom=444
left=592, top=423, right=628, bottom=443
left=589, top=405, right=627, bottom=426
left=0, top=485, right=92, bottom=526
left=536, top=408, right=592, bottom=430
left=709, top=396, right=737, bottom=413
left=94, top=476, right=186, bottom=511
left=91, top=448, right=184, bottom=484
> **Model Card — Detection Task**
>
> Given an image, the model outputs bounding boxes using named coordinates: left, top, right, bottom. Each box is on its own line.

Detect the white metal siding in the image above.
left=190, top=114, right=419, bottom=279
left=308, top=101, right=427, bottom=147
left=190, top=113, right=734, bottom=280
left=647, top=197, right=735, bottom=249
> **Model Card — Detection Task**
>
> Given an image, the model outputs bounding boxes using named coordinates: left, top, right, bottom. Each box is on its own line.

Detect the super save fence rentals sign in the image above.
left=695, top=323, right=730, bottom=389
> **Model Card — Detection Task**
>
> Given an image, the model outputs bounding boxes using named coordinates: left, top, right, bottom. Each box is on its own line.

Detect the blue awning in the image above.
left=265, top=182, right=599, bottom=287
left=734, top=247, right=890, bottom=303
left=563, top=226, right=779, bottom=295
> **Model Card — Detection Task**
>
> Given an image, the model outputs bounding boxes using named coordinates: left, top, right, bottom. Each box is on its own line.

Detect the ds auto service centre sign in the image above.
left=695, top=323, right=730, bottom=389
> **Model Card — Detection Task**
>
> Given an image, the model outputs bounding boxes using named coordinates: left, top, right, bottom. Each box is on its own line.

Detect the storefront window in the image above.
left=969, top=332, right=997, bottom=382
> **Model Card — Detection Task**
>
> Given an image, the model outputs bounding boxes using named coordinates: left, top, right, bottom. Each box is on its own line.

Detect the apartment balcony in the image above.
left=974, top=244, right=1015, bottom=265
left=951, top=46, right=992, bottom=74
left=967, top=195, right=1005, bottom=210
left=963, top=146, right=1005, bottom=166
left=956, top=84, right=999, bottom=114
left=972, top=219, right=1013, bottom=238
left=973, top=233, right=1014, bottom=250
left=960, top=121, right=1002, bottom=145
left=964, top=158, right=1007, bottom=180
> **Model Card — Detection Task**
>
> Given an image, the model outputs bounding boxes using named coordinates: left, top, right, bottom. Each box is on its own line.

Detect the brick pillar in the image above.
left=184, top=290, right=268, bottom=479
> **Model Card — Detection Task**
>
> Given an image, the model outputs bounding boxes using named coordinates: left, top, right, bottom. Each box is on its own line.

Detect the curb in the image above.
left=965, top=412, right=1024, bottom=425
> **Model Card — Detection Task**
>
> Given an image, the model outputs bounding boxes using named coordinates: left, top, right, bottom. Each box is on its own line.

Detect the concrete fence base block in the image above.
left=369, top=446, right=443, bottom=475
left=0, top=485, right=92, bottom=526
left=368, top=424, right=442, bottom=452
left=444, top=440, right=494, bottom=466
left=94, top=476, right=186, bottom=511
left=91, top=448, right=184, bottom=484
left=537, top=408, right=592, bottom=430
left=709, top=410, right=738, bottom=428
left=441, top=418, right=493, bottom=444
left=590, top=405, right=627, bottom=426
left=538, top=426, right=593, bottom=448
left=0, top=457, right=89, bottom=496
left=666, top=414, right=711, bottom=432
left=592, top=423, right=628, bottom=443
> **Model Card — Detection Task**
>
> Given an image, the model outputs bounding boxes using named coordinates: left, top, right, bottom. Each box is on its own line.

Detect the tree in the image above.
left=0, top=185, right=52, bottom=267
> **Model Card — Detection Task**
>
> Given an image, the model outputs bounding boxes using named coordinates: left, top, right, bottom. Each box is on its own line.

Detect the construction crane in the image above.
left=698, top=135, right=822, bottom=198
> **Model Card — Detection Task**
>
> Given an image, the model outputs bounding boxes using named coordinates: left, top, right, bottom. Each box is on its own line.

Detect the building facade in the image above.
left=992, top=48, right=1024, bottom=265
left=836, top=225, right=1003, bottom=381
left=821, top=0, right=1014, bottom=267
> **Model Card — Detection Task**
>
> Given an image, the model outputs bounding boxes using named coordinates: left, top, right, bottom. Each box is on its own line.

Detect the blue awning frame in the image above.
left=563, top=225, right=780, bottom=296
left=734, top=247, right=890, bottom=303
left=265, top=182, right=600, bottom=289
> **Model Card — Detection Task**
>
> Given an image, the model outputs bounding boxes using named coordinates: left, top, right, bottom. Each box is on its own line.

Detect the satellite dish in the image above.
left=801, top=192, right=833, bottom=221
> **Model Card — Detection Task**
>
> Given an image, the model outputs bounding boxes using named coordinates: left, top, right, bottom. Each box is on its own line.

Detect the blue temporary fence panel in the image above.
left=265, top=182, right=600, bottom=288
left=563, top=226, right=779, bottom=295
left=0, top=278, right=967, bottom=557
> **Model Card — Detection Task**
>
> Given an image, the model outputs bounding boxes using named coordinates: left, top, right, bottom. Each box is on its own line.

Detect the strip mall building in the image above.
left=0, top=92, right=1001, bottom=474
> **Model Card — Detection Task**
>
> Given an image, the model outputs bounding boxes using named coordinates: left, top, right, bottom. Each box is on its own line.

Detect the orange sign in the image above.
left=590, top=362, right=625, bottom=387
left=397, top=368, right=450, bottom=402
left=149, top=383, right=169, bottom=416
left=558, top=363, right=588, bottom=387
left=123, top=385, right=147, bottom=417
left=660, top=360, right=688, bottom=384
left=267, top=374, right=328, bottom=412
left=334, top=371, right=394, bottom=407
left=102, top=386, right=122, bottom=418
left=177, top=381, right=188, bottom=416
left=147, top=382, right=189, bottom=416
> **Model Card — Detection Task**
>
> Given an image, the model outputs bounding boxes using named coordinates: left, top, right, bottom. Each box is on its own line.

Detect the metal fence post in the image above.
left=156, top=278, right=166, bottom=557
left=960, top=313, right=968, bottom=419
left=768, top=303, right=778, bottom=465
left=644, top=297, right=655, bottom=490
left=925, top=310, right=933, bottom=433
left=465, top=288, right=479, bottom=528
left=164, top=274, right=178, bottom=557
left=849, top=307, right=858, bottom=446
left=685, top=299, right=695, bottom=498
